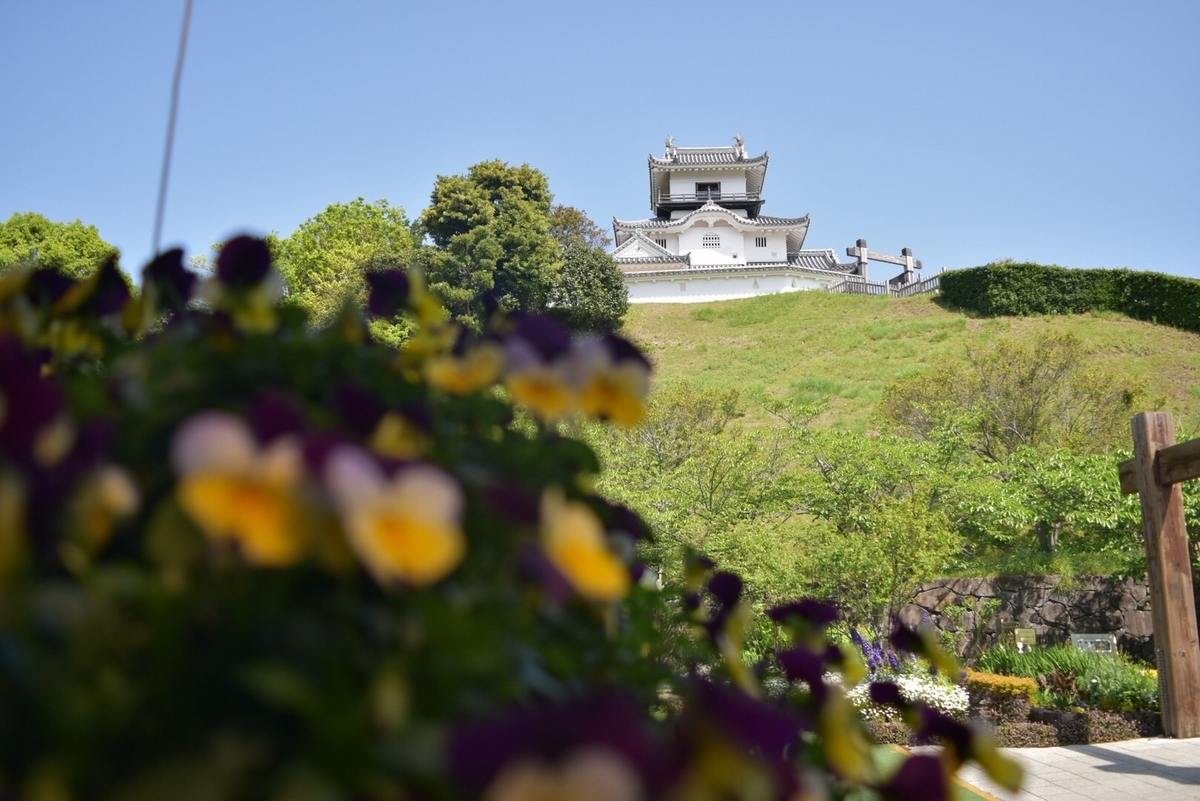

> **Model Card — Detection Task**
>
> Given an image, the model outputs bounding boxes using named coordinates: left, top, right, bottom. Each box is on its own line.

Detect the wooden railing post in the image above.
left=1131, top=412, right=1200, bottom=738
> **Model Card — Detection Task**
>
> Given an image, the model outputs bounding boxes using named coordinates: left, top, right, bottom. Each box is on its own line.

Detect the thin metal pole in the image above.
left=152, top=0, right=195, bottom=256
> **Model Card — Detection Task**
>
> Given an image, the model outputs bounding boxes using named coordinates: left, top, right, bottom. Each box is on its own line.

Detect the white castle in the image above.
left=612, top=136, right=921, bottom=303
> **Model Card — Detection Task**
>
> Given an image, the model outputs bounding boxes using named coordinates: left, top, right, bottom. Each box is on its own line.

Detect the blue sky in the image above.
left=2, top=1, right=1198, bottom=282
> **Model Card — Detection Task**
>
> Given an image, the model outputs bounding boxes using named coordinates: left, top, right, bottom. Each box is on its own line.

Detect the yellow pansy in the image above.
left=540, top=489, right=629, bottom=602
left=424, top=341, right=505, bottom=396
left=74, top=464, right=140, bottom=552
left=369, top=412, right=428, bottom=460
left=324, top=447, right=464, bottom=587
left=171, top=412, right=306, bottom=566
left=484, top=749, right=642, bottom=801
left=507, top=364, right=578, bottom=424
left=572, top=336, right=651, bottom=428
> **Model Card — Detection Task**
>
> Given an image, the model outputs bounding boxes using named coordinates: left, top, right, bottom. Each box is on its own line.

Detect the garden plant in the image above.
left=0, top=239, right=1022, bottom=799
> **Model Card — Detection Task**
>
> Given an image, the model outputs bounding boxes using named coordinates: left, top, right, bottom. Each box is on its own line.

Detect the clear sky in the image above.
left=2, top=1, right=1198, bottom=282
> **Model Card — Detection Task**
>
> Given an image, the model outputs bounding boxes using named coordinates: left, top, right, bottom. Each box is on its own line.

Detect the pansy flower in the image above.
left=171, top=411, right=306, bottom=566
left=503, top=315, right=579, bottom=424
left=572, top=334, right=652, bottom=427
left=450, top=694, right=657, bottom=800
left=424, top=329, right=506, bottom=396
left=324, top=446, right=464, bottom=587
left=196, top=235, right=284, bottom=333
left=539, top=488, right=629, bottom=602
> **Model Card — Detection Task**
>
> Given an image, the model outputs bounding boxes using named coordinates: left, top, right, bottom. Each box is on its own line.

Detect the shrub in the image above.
left=994, top=722, right=1060, bottom=748
left=940, top=262, right=1200, bottom=333
left=967, top=670, right=1037, bottom=724
left=1029, top=708, right=1162, bottom=745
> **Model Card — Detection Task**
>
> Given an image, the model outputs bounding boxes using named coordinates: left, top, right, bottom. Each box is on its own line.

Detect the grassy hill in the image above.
left=622, top=291, right=1200, bottom=433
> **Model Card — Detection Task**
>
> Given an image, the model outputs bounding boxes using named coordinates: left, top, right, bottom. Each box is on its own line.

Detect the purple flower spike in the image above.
left=216, top=235, right=272, bottom=289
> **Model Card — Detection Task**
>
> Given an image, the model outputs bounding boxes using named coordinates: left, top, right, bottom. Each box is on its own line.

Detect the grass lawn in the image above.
left=622, top=292, right=1200, bottom=432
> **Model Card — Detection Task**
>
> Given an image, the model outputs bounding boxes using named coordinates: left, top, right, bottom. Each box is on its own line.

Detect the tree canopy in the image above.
left=271, top=198, right=418, bottom=329
left=880, top=333, right=1143, bottom=462
left=420, top=161, right=560, bottom=327
left=0, top=212, right=122, bottom=280
left=420, top=161, right=627, bottom=332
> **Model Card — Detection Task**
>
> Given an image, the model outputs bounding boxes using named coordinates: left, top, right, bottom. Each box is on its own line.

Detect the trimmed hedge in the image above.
left=967, top=670, right=1037, bottom=724
left=1029, top=707, right=1162, bottom=745
left=994, top=722, right=1060, bottom=748
left=940, top=262, right=1200, bottom=333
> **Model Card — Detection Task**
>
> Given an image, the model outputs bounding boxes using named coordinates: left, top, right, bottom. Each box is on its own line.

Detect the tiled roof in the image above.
left=649, top=147, right=769, bottom=167
left=619, top=260, right=849, bottom=279
left=789, top=249, right=857, bottom=273
left=614, top=207, right=808, bottom=231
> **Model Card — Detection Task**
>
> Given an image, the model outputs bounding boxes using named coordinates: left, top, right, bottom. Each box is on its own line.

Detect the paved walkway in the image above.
left=951, top=738, right=1200, bottom=800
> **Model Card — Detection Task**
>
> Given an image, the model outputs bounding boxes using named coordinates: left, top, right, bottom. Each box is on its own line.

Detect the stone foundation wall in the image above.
left=898, top=576, right=1157, bottom=663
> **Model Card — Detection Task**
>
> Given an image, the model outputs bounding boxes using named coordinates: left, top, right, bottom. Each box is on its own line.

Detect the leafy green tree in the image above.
left=881, top=333, right=1143, bottom=462
left=789, top=428, right=962, bottom=629
left=0, top=212, right=121, bottom=280
left=273, top=198, right=418, bottom=328
left=420, top=163, right=628, bottom=333
left=421, top=161, right=560, bottom=327
left=946, top=447, right=1144, bottom=563
left=548, top=204, right=612, bottom=250
left=544, top=242, right=628, bottom=333
left=588, top=384, right=798, bottom=590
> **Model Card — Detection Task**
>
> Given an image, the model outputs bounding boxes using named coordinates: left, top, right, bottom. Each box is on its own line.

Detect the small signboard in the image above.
left=1071, top=633, right=1118, bottom=655
left=1001, top=623, right=1038, bottom=652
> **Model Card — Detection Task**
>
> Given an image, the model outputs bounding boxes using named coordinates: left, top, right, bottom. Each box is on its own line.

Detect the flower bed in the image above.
left=967, top=667, right=1162, bottom=746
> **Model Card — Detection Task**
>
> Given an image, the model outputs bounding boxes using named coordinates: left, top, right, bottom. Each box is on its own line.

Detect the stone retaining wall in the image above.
left=898, top=575, right=1157, bottom=663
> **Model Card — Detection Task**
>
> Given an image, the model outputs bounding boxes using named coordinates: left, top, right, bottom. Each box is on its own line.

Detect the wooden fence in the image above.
left=1116, top=413, right=1200, bottom=738
left=826, top=270, right=942, bottom=298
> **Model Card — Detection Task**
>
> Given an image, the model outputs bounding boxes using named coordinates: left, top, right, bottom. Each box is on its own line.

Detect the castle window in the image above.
left=755, top=237, right=767, bottom=248
left=696, top=182, right=721, bottom=200
left=702, top=233, right=720, bottom=249
left=655, top=238, right=667, bottom=248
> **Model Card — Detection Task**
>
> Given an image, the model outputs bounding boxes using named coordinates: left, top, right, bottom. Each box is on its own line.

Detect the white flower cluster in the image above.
left=825, top=673, right=969, bottom=722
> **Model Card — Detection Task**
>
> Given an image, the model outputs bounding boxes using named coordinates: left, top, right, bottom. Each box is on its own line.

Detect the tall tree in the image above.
left=0, top=212, right=121, bottom=279
left=548, top=204, right=612, bottom=250
left=544, top=205, right=626, bottom=332
left=272, top=198, right=417, bottom=328
left=420, top=160, right=561, bottom=328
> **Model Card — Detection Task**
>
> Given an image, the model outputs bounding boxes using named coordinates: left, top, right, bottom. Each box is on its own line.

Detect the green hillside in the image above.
left=622, top=291, right=1200, bottom=432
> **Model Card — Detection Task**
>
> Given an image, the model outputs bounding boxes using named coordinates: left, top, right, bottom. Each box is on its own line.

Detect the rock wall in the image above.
left=898, top=576, right=1158, bottom=663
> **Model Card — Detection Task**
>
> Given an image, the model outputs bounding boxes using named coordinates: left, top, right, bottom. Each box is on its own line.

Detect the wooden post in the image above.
left=1131, top=412, right=1200, bottom=738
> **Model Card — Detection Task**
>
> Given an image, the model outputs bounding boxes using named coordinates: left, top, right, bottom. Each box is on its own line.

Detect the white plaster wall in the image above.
left=625, top=271, right=834, bottom=303
left=667, top=170, right=748, bottom=196
left=677, top=220, right=748, bottom=263
left=748, top=232, right=787, bottom=261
